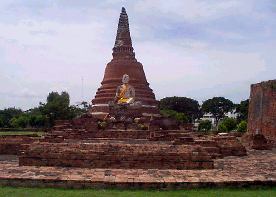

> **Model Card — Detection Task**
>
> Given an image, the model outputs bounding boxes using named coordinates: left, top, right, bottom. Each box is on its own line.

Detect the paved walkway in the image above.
left=0, top=149, right=275, bottom=189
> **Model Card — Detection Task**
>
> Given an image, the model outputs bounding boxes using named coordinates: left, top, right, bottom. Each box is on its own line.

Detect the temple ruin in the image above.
left=17, top=7, right=247, bottom=170
left=91, top=7, right=159, bottom=119
left=245, top=79, right=276, bottom=148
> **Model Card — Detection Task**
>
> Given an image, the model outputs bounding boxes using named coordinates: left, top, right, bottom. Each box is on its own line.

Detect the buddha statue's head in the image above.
left=122, top=74, right=130, bottom=84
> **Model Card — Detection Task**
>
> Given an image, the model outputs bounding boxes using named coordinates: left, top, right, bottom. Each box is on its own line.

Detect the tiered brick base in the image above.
left=0, top=135, right=38, bottom=155
left=43, top=129, right=151, bottom=142
left=150, top=131, right=247, bottom=158
left=2, top=149, right=276, bottom=189
left=20, top=141, right=213, bottom=169
left=19, top=119, right=247, bottom=170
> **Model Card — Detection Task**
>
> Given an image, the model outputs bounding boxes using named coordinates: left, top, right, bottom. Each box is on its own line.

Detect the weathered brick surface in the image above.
left=247, top=80, right=276, bottom=143
left=44, top=129, right=151, bottom=142
left=20, top=142, right=213, bottom=170
left=251, top=134, right=272, bottom=150
left=150, top=131, right=246, bottom=158
left=212, top=136, right=247, bottom=157
left=0, top=135, right=37, bottom=155
left=150, top=131, right=191, bottom=141
left=91, top=8, right=159, bottom=117
left=20, top=123, right=247, bottom=168
left=242, top=133, right=272, bottom=150
left=2, top=149, right=276, bottom=189
left=18, top=114, right=246, bottom=170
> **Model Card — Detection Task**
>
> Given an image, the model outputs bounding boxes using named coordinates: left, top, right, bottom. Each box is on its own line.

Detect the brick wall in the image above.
left=0, top=135, right=37, bottom=155
left=247, top=80, right=276, bottom=142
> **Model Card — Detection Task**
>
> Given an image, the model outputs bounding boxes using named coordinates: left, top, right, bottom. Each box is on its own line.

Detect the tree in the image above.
left=39, top=91, right=89, bottom=126
left=160, top=109, right=188, bottom=124
left=174, top=112, right=189, bottom=124
left=237, top=121, right=247, bottom=132
left=0, top=117, right=4, bottom=127
left=40, top=91, right=71, bottom=126
left=29, top=114, right=47, bottom=128
left=198, top=120, right=212, bottom=132
left=10, top=115, right=30, bottom=128
left=202, top=97, right=234, bottom=126
left=236, top=99, right=249, bottom=122
left=76, top=101, right=91, bottom=112
left=222, top=117, right=237, bottom=131
left=160, top=96, right=201, bottom=122
left=69, top=101, right=91, bottom=118
left=218, top=123, right=227, bottom=132
left=218, top=117, right=237, bottom=132
left=0, top=91, right=89, bottom=128
left=0, top=108, right=23, bottom=127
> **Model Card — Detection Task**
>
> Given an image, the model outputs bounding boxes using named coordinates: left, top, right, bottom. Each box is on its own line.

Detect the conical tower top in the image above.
left=91, top=7, right=159, bottom=118
left=112, top=7, right=135, bottom=60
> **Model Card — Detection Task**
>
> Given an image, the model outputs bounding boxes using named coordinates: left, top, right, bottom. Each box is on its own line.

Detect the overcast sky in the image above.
left=0, top=0, right=275, bottom=110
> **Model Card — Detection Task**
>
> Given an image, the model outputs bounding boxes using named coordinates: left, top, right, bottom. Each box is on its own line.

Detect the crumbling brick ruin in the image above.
left=247, top=80, right=276, bottom=146
left=18, top=7, right=247, bottom=170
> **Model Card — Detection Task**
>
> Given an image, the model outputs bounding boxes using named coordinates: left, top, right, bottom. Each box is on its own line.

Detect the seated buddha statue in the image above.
left=114, top=74, right=135, bottom=104
left=106, top=74, right=142, bottom=123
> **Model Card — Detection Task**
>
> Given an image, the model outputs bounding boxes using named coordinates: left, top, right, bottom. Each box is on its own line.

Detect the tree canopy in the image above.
left=160, top=109, right=188, bottom=124
left=41, top=91, right=70, bottom=120
left=237, top=120, right=247, bottom=132
left=0, top=108, right=23, bottom=127
left=0, top=91, right=90, bottom=128
left=39, top=91, right=89, bottom=126
left=236, top=99, right=249, bottom=122
left=218, top=117, right=237, bottom=132
left=160, top=96, right=201, bottom=123
left=198, top=120, right=212, bottom=132
left=201, top=97, right=234, bottom=125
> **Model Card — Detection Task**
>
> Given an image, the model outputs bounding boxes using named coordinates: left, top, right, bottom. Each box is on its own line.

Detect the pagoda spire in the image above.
left=112, top=7, right=135, bottom=60
left=91, top=7, right=159, bottom=118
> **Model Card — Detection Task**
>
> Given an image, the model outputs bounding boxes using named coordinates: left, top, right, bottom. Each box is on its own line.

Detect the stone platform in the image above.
left=19, top=140, right=213, bottom=170
left=19, top=130, right=247, bottom=170
left=43, top=129, right=152, bottom=142
left=18, top=120, right=247, bottom=170
left=0, top=149, right=275, bottom=189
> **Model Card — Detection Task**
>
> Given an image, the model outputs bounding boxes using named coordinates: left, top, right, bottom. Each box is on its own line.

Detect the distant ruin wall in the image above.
left=247, top=80, right=276, bottom=141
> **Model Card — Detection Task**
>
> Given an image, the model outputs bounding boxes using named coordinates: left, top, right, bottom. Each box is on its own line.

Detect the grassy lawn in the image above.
left=0, top=187, right=275, bottom=197
left=0, top=131, right=44, bottom=136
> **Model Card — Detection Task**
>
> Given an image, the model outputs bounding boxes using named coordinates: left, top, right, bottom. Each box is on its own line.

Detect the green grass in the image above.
left=0, top=187, right=275, bottom=197
left=0, top=131, right=44, bottom=136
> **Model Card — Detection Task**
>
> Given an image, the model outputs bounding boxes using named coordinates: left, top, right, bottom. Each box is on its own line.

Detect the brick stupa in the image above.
left=91, top=7, right=159, bottom=118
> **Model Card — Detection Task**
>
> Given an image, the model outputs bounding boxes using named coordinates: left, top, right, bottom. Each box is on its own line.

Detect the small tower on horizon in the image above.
left=91, top=7, right=159, bottom=118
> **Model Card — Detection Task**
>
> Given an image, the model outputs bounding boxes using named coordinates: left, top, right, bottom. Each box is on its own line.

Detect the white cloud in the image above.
left=0, top=0, right=275, bottom=109
left=135, top=0, right=248, bottom=23
left=136, top=39, right=267, bottom=103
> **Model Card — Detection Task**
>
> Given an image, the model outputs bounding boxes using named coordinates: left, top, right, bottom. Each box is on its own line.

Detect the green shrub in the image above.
left=29, top=115, right=47, bottom=127
left=237, top=121, right=247, bottom=132
left=218, top=117, right=237, bottom=132
left=198, top=120, right=212, bottom=131
left=160, top=109, right=177, bottom=117
left=160, top=109, right=188, bottom=124
left=174, top=112, right=188, bottom=124
left=218, top=122, right=227, bottom=132
left=10, top=115, right=30, bottom=128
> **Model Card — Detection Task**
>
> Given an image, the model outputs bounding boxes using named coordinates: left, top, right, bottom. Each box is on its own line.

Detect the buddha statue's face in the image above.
left=122, top=74, right=129, bottom=84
